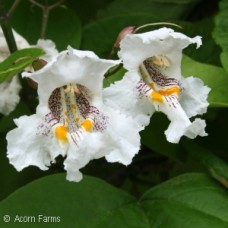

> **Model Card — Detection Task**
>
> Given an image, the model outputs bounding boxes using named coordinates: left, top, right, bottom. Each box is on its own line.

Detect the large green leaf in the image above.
left=213, top=0, right=228, bottom=73
left=181, top=18, right=221, bottom=66
left=0, top=48, right=45, bottom=83
left=182, top=140, right=228, bottom=188
left=0, top=174, right=149, bottom=228
left=82, top=13, right=159, bottom=57
left=0, top=173, right=228, bottom=227
left=140, top=173, right=228, bottom=227
left=97, top=0, right=201, bottom=20
left=182, top=55, right=228, bottom=107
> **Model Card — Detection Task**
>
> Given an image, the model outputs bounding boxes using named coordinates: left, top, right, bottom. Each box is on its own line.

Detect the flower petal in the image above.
left=64, top=131, right=107, bottom=182
left=180, top=76, right=211, bottom=118
left=23, top=47, right=120, bottom=115
left=0, top=76, right=21, bottom=115
left=118, top=27, right=201, bottom=72
left=36, top=39, right=58, bottom=61
left=151, top=92, right=207, bottom=143
left=6, top=115, right=63, bottom=171
left=104, top=71, right=154, bottom=127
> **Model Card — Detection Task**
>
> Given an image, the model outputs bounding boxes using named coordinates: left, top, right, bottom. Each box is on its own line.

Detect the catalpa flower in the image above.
left=0, top=28, right=29, bottom=115
left=7, top=47, right=140, bottom=181
left=104, top=28, right=210, bottom=143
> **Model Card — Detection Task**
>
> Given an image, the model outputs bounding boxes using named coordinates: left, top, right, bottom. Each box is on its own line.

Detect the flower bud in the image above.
left=109, top=26, right=136, bottom=59
left=113, top=26, right=136, bottom=50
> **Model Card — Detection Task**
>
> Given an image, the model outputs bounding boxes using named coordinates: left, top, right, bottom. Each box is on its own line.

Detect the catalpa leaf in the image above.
left=0, top=48, right=45, bottom=84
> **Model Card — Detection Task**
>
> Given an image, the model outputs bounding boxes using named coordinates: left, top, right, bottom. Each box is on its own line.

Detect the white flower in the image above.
left=7, top=47, right=141, bottom=182
left=0, top=28, right=29, bottom=115
left=104, top=27, right=210, bottom=143
left=36, top=39, right=58, bottom=61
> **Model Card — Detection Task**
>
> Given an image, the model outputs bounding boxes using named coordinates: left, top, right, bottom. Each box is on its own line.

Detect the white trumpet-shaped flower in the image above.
left=104, top=28, right=210, bottom=143
left=0, top=28, right=30, bottom=115
left=7, top=47, right=141, bottom=181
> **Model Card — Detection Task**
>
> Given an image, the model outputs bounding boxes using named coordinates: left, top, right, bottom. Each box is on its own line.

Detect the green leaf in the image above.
left=180, top=18, right=221, bottom=66
left=213, top=0, right=228, bottom=72
left=0, top=48, right=45, bottom=83
left=103, top=67, right=126, bottom=88
left=182, top=55, right=228, bottom=107
left=82, top=13, right=159, bottom=57
left=97, top=0, right=201, bottom=21
left=140, top=173, right=228, bottom=227
left=182, top=140, right=228, bottom=188
left=0, top=173, right=227, bottom=227
left=0, top=174, right=149, bottom=228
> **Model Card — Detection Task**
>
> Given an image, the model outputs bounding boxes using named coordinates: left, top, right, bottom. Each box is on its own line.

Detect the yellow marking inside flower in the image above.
left=55, top=125, right=68, bottom=142
left=76, top=117, right=80, bottom=123
left=149, top=82, right=155, bottom=89
left=81, top=119, right=93, bottom=132
left=71, top=104, right=77, bottom=110
left=158, top=86, right=180, bottom=96
left=151, top=91, right=164, bottom=103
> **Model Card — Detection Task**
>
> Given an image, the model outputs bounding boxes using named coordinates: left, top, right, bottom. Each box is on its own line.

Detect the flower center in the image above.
left=138, top=55, right=180, bottom=103
left=41, top=83, right=108, bottom=145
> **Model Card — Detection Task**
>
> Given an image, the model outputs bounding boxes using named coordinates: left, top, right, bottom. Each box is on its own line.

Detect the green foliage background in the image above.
left=1, top=0, right=228, bottom=227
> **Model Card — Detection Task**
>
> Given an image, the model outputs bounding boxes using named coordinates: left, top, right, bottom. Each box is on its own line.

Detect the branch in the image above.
left=0, top=0, right=17, bottom=53
left=29, top=0, right=64, bottom=38
left=7, top=0, right=21, bottom=17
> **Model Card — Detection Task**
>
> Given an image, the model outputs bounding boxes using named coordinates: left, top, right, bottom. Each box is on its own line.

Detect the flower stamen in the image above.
left=150, top=55, right=171, bottom=68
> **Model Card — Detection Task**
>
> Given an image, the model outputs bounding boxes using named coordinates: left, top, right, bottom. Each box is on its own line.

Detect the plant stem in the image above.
left=29, top=0, right=64, bottom=38
left=0, top=0, right=17, bottom=53
left=7, top=0, right=21, bottom=17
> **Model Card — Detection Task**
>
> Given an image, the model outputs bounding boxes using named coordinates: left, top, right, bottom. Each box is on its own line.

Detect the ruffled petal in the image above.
left=179, top=76, right=211, bottom=118
left=23, top=47, right=120, bottom=115
left=6, top=114, right=63, bottom=171
left=104, top=108, right=141, bottom=165
left=64, top=106, right=142, bottom=182
left=151, top=92, right=207, bottom=143
left=0, top=76, right=21, bottom=115
left=64, top=131, right=107, bottom=182
left=104, top=71, right=154, bottom=127
left=118, top=27, right=201, bottom=73
left=36, top=39, right=58, bottom=61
